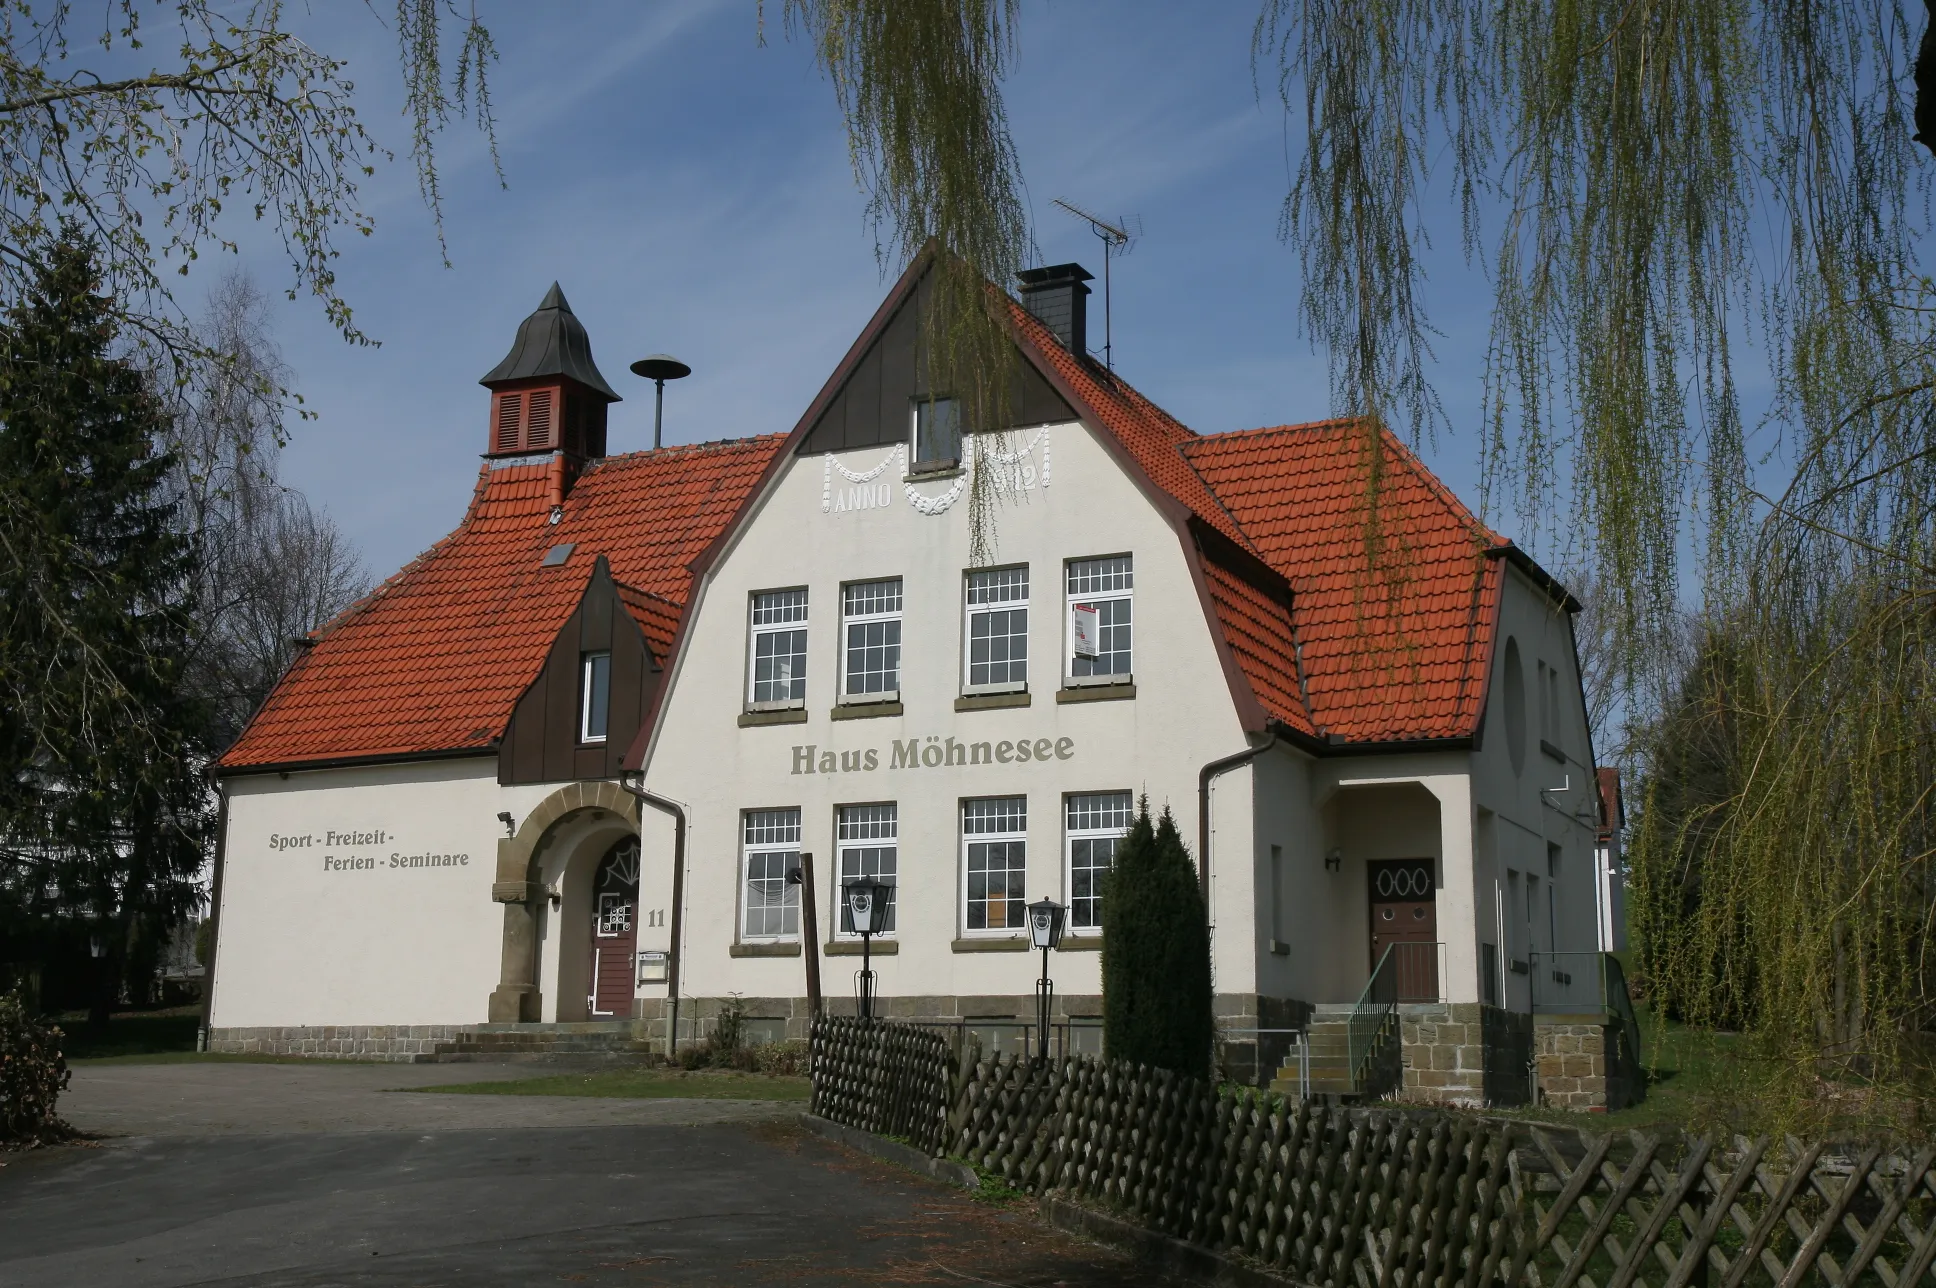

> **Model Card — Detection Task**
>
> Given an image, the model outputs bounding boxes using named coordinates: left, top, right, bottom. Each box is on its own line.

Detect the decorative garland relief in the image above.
left=821, top=427, right=1051, bottom=517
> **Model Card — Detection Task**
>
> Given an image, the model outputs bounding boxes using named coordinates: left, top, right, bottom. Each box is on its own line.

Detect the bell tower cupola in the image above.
left=479, top=283, right=622, bottom=461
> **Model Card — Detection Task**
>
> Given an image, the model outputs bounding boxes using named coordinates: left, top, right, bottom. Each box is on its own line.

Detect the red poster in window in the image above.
left=1071, top=603, right=1099, bottom=657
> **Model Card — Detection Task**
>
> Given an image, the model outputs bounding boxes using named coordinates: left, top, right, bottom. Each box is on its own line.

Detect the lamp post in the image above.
left=1027, top=897, right=1067, bottom=1066
left=786, top=854, right=822, bottom=1021
left=628, top=354, right=691, bottom=450
left=843, top=878, right=892, bottom=1020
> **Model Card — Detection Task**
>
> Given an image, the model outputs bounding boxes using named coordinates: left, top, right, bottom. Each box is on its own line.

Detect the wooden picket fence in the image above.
left=808, top=1018, right=1936, bottom=1288
left=807, top=1016, right=955, bottom=1155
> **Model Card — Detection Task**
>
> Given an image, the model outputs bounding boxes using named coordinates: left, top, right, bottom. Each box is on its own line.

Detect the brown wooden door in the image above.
left=588, top=838, right=639, bottom=1018
left=1368, top=858, right=1439, bottom=1001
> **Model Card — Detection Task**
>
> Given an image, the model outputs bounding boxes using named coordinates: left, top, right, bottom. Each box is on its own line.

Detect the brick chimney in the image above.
left=1017, top=263, right=1093, bottom=357
left=479, top=285, right=621, bottom=506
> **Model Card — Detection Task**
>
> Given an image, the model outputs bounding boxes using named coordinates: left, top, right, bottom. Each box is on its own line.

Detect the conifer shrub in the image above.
left=1101, top=799, right=1214, bottom=1080
left=0, top=990, right=71, bottom=1146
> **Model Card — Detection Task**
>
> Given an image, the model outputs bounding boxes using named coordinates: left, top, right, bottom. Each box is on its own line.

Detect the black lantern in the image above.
left=1027, top=898, right=1067, bottom=951
left=844, top=878, right=892, bottom=937
left=1026, top=897, right=1067, bottom=1067
left=843, top=878, right=892, bottom=1019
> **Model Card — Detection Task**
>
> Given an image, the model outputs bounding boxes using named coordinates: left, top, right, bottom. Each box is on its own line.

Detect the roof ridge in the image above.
left=1188, top=415, right=1506, bottom=551
left=612, top=578, right=684, bottom=608
left=583, top=433, right=789, bottom=472
left=1366, top=422, right=1504, bottom=549
left=1188, top=416, right=1365, bottom=442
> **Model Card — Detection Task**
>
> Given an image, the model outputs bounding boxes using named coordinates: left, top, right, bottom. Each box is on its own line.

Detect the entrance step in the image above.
left=422, top=1021, right=660, bottom=1065
left=1269, top=1012, right=1401, bottom=1101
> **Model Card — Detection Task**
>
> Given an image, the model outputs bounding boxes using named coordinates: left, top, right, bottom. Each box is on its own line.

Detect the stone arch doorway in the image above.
left=488, top=782, right=640, bottom=1023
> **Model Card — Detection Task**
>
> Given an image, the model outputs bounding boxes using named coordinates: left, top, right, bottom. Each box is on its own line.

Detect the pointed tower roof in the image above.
left=479, top=283, right=622, bottom=401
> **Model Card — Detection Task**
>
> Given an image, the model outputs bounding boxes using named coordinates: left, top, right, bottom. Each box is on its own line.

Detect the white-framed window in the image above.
left=748, top=588, right=808, bottom=708
left=1066, top=791, right=1132, bottom=932
left=741, top=809, right=801, bottom=942
left=1066, top=555, right=1133, bottom=681
left=911, top=395, right=963, bottom=470
left=579, top=651, right=611, bottom=743
left=964, top=566, right=1028, bottom=691
left=842, top=578, right=903, bottom=699
left=837, top=803, right=898, bottom=937
left=963, top=796, right=1027, bottom=933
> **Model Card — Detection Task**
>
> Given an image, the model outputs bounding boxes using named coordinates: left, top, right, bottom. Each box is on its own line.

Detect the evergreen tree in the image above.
left=1101, top=799, right=1214, bottom=1081
left=0, top=235, right=212, bottom=1021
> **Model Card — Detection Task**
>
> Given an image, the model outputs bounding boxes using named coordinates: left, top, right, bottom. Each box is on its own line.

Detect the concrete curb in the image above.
left=794, top=1114, right=1292, bottom=1287
left=795, top=1114, right=979, bottom=1190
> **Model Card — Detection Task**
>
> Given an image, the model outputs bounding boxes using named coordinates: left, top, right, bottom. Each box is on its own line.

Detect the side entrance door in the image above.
left=1367, top=858, right=1439, bottom=1002
left=588, top=838, right=639, bottom=1018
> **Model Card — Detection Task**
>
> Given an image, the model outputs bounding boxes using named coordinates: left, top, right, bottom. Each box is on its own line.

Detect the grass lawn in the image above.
left=1482, top=1010, right=1745, bottom=1133
left=68, top=1051, right=385, bottom=1067
left=405, top=1068, right=812, bottom=1101
left=1476, top=1009, right=1936, bottom=1138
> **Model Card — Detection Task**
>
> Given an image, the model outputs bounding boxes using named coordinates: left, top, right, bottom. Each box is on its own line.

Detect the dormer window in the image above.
left=580, top=651, right=611, bottom=743
left=911, top=396, right=962, bottom=471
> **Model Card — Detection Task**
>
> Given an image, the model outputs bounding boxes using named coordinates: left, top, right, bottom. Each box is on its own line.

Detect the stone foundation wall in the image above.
left=672, top=992, right=1310, bottom=1085
left=209, top=990, right=1316, bottom=1078
left=668, top=993, right=1106, bottom=1049
left=205, top=1025, right=466, bottom=1062
left=1534, top=1015, right=1640, bottom=1111
left=1397, top=1004, right=1534, bottom=1107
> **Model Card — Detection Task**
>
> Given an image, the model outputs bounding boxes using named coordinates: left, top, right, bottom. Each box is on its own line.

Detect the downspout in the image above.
left=198, top=774, right=231, bottom=1052
left=620, top=770, right=686, bottom=1059
left=1196, top=731, right=1284, bottom=915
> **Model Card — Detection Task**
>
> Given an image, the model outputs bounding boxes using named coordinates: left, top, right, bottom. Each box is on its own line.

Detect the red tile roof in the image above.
left=1010, top=300, right=1515, bottom=745
left=219, top=437, right=782, bottom=770
left=228, top=254, right=1539, bottom=772
left=1182, top=421, right=1508, bottom=742
left=614, top=582, right=685, bottom=662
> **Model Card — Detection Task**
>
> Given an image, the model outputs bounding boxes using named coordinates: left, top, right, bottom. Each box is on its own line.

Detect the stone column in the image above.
left=488, top=835, right=541, bottom=1022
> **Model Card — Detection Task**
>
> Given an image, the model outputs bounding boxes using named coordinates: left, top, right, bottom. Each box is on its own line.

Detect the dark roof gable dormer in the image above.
left=498, top=555, right=659, bottom=786
left=795, top=259, right=1074, bottom=456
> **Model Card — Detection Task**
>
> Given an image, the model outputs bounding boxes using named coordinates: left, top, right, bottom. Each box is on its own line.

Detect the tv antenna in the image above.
left=1052, top=198, right=1140, bottom=370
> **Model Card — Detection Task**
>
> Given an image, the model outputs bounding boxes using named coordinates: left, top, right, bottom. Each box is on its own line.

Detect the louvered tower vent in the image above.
left=479, top=283, right=622, bottom=461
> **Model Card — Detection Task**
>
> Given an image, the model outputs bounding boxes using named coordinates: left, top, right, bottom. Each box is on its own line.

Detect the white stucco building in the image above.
left=205, top=255, right=1627, bottom=1104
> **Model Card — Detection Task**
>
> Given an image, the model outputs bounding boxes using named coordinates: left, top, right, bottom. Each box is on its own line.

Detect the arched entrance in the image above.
left=487, top=782, right=642, bottom=1024
left=587, top=837, right=640, bottom=1018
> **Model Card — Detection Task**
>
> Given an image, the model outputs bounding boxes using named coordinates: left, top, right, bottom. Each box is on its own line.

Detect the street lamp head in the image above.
left=629, top=354, right=691, bottom=383
left=1027, top=897, right=1067, bottom=951
left=843, top=878, right=892, bottom=936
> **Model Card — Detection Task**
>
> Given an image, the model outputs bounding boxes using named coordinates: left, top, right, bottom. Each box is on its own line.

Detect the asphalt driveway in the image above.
left=0, top=1062, right=1181, bottom=1287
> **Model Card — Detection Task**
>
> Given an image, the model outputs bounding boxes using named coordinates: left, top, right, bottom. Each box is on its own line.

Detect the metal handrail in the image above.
left=904, top=1017, right=1102, bottom=1065
left=1347, top=944, right=1400, bottom=1093
left=1528, top=950, right=1611, bottom=1013
left=1602, top=953, right=1643, bottom=1072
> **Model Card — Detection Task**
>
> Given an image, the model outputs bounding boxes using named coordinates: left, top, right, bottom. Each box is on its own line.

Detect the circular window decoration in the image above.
left=1368, top=859, right=1436, bottom=903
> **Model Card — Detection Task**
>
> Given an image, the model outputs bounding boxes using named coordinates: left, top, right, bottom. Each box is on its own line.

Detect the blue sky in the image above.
left=236, top=1, right=1508, bottom=581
